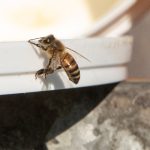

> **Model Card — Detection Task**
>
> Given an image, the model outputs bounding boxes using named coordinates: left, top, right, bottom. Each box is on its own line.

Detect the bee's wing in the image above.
left=65, top=47, right=90, bottom=62
left=50, top=51, right=61, bottom=70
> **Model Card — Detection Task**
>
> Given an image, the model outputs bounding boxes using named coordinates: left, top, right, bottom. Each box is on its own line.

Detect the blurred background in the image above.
left=0, top=0, right=150, bottom=78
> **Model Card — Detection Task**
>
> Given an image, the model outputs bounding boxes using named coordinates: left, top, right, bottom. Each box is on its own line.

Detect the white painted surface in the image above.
left=0, top=37, right=132, bottom=74
left=0, top=37, right=132, bottom=95
left=0, top=66, right=127, bottom=95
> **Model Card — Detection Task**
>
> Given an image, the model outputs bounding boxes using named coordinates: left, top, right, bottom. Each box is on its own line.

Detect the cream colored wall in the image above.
left=128, top=11, right=150, bottom=78
left=86, top=0, right=150, bottom=78
left=86, top=0, right=121, bottom=20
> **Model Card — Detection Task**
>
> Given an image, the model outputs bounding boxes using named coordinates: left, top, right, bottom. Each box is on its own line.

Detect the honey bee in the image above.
left=28, top=34, right=88, bottom=84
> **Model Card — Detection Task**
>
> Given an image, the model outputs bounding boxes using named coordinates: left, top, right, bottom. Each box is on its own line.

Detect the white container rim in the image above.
left=0, top=36, right=133, bottom=95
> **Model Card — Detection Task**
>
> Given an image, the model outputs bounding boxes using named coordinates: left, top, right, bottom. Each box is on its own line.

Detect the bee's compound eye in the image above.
left=39, top=39, right=43, bottom=43
left=40, top=39, right=48, bottom=44
left=43, top=37, right=51, bottom=44
left=43, top=39, right=47, bottom=43
left=47, top=38, right=50, bottom=43
left=48, top=35, right=55, bottom=41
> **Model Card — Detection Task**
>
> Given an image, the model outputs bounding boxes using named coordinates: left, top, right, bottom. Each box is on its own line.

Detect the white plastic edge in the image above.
left=0, top=37, right=132, bottom=95
left=86, top=0, right=137, bottom=36
left=0, top=37, right=132, bottom=74
left=0, top=66, right=127, bottom=95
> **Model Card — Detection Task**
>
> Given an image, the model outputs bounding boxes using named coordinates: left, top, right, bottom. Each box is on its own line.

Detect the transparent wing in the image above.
left=65, top=47, right=90, bottom=62
left=50, top=51, right=61, bottom=70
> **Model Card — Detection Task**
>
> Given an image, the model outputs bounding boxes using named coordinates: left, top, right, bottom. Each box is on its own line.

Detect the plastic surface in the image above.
left=0, top=37, right=132, bottom=95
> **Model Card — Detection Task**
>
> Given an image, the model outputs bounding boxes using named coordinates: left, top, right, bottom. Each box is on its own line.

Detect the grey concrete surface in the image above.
left=0, top=83, right=116, bottom=150
left=0, top=81, right=149, bottom=150
left=47, top=81, right=150, bottom=150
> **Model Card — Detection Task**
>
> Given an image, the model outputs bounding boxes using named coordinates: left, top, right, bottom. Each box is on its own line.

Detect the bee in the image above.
left=28, top=34, right=88, bottom=84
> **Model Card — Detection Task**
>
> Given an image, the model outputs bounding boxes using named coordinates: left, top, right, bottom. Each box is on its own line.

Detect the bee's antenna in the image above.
left=28, top=36, right=45, bottom=42
left=28, top=40, right=46, bottom=51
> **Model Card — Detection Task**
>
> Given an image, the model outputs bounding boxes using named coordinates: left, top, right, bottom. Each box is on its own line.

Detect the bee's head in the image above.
left=39, top=34, right=55, bottom=45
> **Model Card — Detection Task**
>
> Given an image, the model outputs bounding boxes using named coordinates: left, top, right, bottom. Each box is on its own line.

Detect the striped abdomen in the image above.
left=61, top=52, right=80, bottom=84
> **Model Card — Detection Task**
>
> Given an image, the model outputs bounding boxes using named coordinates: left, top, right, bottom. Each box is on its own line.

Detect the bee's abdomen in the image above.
left=61, top=53, right=80, bottom=84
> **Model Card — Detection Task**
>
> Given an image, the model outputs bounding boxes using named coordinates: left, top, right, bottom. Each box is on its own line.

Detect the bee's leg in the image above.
left=56, top=66, right=62, bottom=70
left=35, top=69, right=45, bottom=79
left=35, top=57, right=52, bottom=78
left=44, top=67, right=54, bottom=78
left=35, top=68, right=54, bottom=79
left=35, top=66, right=61, bottom=79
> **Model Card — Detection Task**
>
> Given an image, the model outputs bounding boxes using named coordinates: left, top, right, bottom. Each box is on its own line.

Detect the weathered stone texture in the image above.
left=47, top=82, right=150, bottom=150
